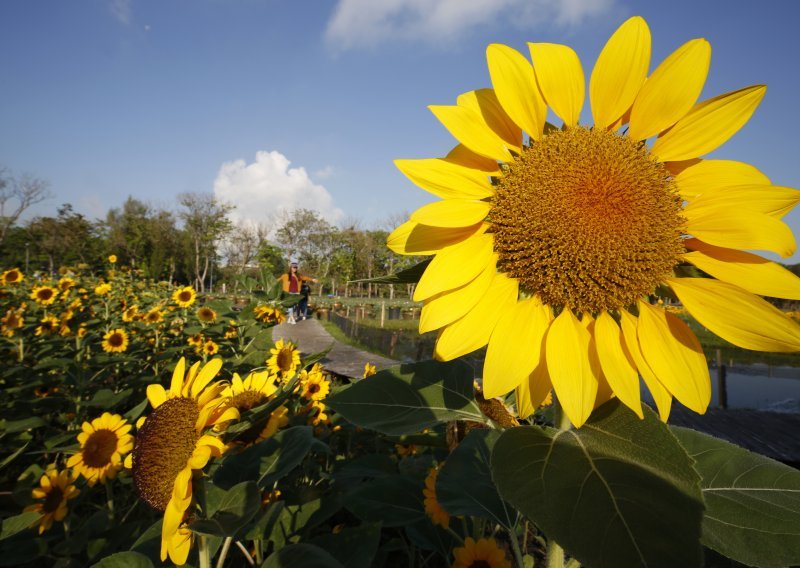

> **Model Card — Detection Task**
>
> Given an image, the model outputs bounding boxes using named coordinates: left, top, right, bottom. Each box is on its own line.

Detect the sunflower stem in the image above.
left=216, top=536, right=233, bottom=568
left=199, top=536, right=211, bottom=568
left=508, top=523, right=526, bottom=568
left=545, top=396, right=571, bottom=568
left=105, top=482, right=114, bottom=521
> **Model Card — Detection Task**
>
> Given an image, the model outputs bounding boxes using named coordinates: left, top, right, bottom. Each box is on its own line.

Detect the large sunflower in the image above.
left=67, top=412, right=133, bottom=485
left=23, top=467, right=80, bottom=534
left=219, top=370, right=289, bottom=444
left=131, top=358, right=239, bottom=565
left=389, top=16, right=800, bottom=427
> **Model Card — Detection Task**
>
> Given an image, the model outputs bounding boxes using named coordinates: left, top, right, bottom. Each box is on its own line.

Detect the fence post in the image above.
left=716, top=349, right=728, bottom=409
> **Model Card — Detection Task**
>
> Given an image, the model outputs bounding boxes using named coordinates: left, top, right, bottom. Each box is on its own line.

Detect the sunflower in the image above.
left=122, top=305, right=139, bottom=322
left=144, top=307, right=164, bottom=324
left=35, top=314, right=60, bottom=336
left=267, top=339, right=301, bottom=378
left=172, top=286, right=196, bottom=308
left=132, top=358, right=238, bottom=565
left=451, top=537, right=511, bottom=568
left=254, top=304, right=286, bottom=325
left=197, top=306, right=217, bottom=324
left=108, top=254, right=118, bottom=264
left=299, top=364, right=330, bottom=401
left=219, top=371, right=289, bottom=444
left=30, top=285, right=58, bottom=306
left=94, top=282, right=112, bottom=296
left=67, top=412, right=133, bottom=485
left=1, top=268, right=24, bottom=285
left=23, top=467, right=80, bottom=534
left=2, top=307, right=25, bottom=337
left=202, top=339, right=219, bottom=356
left=423, top=465, right=450, bottom=528
left=389, top=16, right=800, bottom=427
left=363, top=362, right=377, bottom=378
left=57, top=277, right=76, bottom=292
left=102, top=328, right=129, bottom=353
left=223, top=320, right=238, bottom=339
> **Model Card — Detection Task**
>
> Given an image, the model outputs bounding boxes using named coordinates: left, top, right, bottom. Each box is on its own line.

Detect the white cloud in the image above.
left=314, top=165, right=335, bottom=180
left=325, top=0, right=616, bottom=51
left=213, top=151, right=344, bottom=229
left=109, top=0, right=132, bottom=25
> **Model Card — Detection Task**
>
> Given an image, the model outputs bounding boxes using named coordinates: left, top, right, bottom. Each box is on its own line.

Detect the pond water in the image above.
left=709, top=365, right=800, bottom=413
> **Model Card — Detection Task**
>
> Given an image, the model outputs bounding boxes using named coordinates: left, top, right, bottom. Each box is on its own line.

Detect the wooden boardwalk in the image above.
left=272, top=317, right=398, bottom=379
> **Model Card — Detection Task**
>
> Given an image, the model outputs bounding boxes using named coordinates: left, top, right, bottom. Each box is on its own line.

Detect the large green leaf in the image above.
left=437, top=429, right=515, bottom=529
left=190, top=481, right=261, bottom=537
left=311, top=523, right=382, bottom=568
left=349, top=259, right=430, bottom=284
left=492, top=401, right=704, bottom=568
left=262, top=543, right=344, bottom=568
left=326, top=359, right=485, bottom=436
left=90, top=551, right=154, bottom=568
left=345, top=475, right=426, bottom=527
left=0, top=511, right=39, bottom=540
left=673, top=426, right=800, bottom=568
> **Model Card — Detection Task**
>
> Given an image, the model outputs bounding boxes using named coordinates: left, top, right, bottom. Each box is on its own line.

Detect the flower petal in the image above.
left=419, top=256, right=497, bottom=333
left=516, top=361, right=553, bottom=420
left=387, top=220, right=483, bottom=256
left=545, top=309, right=598, bottom=427
left=434, top=272, right=518, bottom=361
left=395, top=158, right=495, bottom=200
left=192, top=358, right=223, bottom=397
left=629, top=38, right=711, bottom=141
left=637, top=302, right=710, bottom=414
left=169, top=358, right=186, bottom=396
left=590, top=16, right=651, bottom=129
left=684, top=184, right=800, bottom=219
left=651, top=85, right=766, bottom=162
left=668, top=277, right=800, bottom=352
left=484, top=296, right=552, bottom=398
left=683, top=238, right=800, bottom=300
left=444, top=144, right=500, bottom=171
left=414, top=233, right=495, bottom=301
left=410, top=199, right=491, bottom=228
left=146, top=384, right=167, bottom=409
left=429, top=104, right=513, bottom=161
left=670, top=159, right=770, bottom=200
left=594, top=311, right=643, bottom=418
left=528, top=42, right=584, bottom=126
left=487, top=43, right=546, bottom=140
left=457, top=89, right=522, bottom=153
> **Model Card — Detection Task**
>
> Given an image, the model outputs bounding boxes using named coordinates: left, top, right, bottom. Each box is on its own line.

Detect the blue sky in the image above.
left=2, top=0, right=799, bottom=259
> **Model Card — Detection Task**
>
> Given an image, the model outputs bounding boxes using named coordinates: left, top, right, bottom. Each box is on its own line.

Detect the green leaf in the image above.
left=672, top=426, right=800, bottom=568
left=0, top=511, right=39, bottom=540
left=350, top=259, right=430, bottom=284
left=311, top=523, right=382, bottom=568
left=0, top=443, right=29, bottom=472
left=262, top=543, right=344, bottom=568
left=437, top=429, right=515, bottom=529
left=0, top=417, right=45, bottom=433
left=90, top=551, right=154, bottom=568
left=345, top=475, right=426, bottom=527
left=84, top=388, right=132, bottom=409
left=190, top=481, right=261, bottom=537
left=492, top=401, right=704, bottom=568
left=245, top=501, right=285, bottom=540
left=326, top=359, right=485, bottom=436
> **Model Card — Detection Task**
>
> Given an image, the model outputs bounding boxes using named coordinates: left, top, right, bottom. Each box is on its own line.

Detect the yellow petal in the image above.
left=528, top=42, right=584, bottom=126
left=619, top=310, right=673, bottom=421
left=170, top=357, right=186, bottom=396
left=168, top=528, right=192, bottom=566
left=590, top=16, right=651, bottom=129
left=414, top=233, right=495, bottom=301
left=651, top=85, right=767, bottom=162
left=545, top=309, right=598, bottom=427
left=387, top=220, right=483, bottom=256
left=684, top=206, right=796, bottom=258
left=146, top=384, right=167, bottom=409
left=684, top=184, right=800, bottom=219
left=434, top=272, right=518, bottom=361
left=429, top=104, right=512, bottom=161
left=628, top=38, right=711, bottom=141
left=191, top=358, right=223, bottom=397
left=637, top=302, right=710, bottom=414
left=410, top=199, right=491, bottom=228
left=419, top=256, right=497, bottom=334
left=594, top=311, right=643, bottom=418
left=684, top=238, right=800, bottom=300
left=483, top=296, right=552, bottom=398
left=395, top=158, right=495, bottom=200
left=671, top=159, right=771, bottom=200
left=457, top=89, right=522, bottom=153
left=486, top=43, right=546, bottom=140
left=444, top=144, right=500, bottom=172
left=581, top=314, right=614, bottom=410
left=667, top=277, right=800, bottom=352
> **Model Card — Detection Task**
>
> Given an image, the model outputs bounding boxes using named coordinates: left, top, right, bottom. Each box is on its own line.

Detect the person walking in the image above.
left=278, top=262, right=317, bottom=323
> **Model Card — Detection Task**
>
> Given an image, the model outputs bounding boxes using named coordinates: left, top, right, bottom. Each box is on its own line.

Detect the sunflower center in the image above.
left=307, top=383, right=320, bottom=394
left=38, top=289, right=54, bottom=301
left=42, top=486, right=65, bottom=514
left=276, top=349, right=294, bottom=372
left=467, top=562, right=491, bottom=568
left=490, top=126, right=685, bottom=313
left=132, top=397, right=199, bottom=512
left=230, top=391, right=268, bottom=412
left=83, top=429, right=119, bottom=468
left=108, top=333, right=124, bottom=347
left=179, top=291, right=192, bottom=302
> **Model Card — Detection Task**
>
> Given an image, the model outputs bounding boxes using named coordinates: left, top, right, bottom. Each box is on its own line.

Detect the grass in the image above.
left=317, top=318, right=391, bottom=358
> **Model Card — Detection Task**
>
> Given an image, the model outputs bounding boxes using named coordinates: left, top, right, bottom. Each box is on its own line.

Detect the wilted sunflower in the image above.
left=219, top=371, right=289, bottom=444
left=30, top=285, right=58, bottom=306
left=172, top=286, right=196, bottom=308
left=102, top=328, right=129, bottom=353
left=423, top=465, right=450, bottom=529
left=452, top=537, right=512, bottom=568
left=299, top=364, right=330, bottom=401
left=23, top=467, right=80, bottom=534
left=389, top=16, right=800, bottom=427
left=1, top=268, right=23, bottom=285
left=267, top=338, right=301, bottom=378
left=196, top=306, right=217, bottom=324
left=94, top=282, right=112, bottom=296
left=67, top=412, right=133, bottom=486
left=35, top=314, right=60, bottom=336
left=132, top=358, right=238, bottom=565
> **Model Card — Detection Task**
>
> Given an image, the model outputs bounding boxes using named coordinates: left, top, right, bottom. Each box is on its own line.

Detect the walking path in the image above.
left=272, top=317, right=398, bottom=379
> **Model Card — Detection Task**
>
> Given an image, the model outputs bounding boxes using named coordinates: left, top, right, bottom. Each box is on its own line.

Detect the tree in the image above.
left=0, top=168, right=52, bottom=250
left=26, top=204, right=103, bottom=273
left=273, top=209, right=338, bottom=292
left=177, top=193, right=234, bottom=292
left=106, top=197, right=151, bottom=269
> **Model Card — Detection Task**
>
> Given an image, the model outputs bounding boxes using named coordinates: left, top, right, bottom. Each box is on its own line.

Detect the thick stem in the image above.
left=216, top=537, right=233, bottom=568
left=508, top=523, right=526, bottom=568
left=546, top=397, right=572, bottom=568
left=198, top=536, right=211, bottom=568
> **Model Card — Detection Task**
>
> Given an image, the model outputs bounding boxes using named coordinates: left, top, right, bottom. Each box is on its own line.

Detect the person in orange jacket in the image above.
left=278, top=262, right=317, bottom=323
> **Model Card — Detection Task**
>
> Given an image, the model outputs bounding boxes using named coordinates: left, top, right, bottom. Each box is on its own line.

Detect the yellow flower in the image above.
left=57, top=277, right=76, bottom=292
left=30, top=285, right=58, bottom=306
left=219, top=371, right=289, bottom=444
left=363, top=362, right=377, bottom=378
left=389, top=16, right=800, bottom=427
left=172, top=286, right=196, bottom=308
left=1, top=307, right=24, bottom=337
left=202, top=339, right=219, bottom=356
left=197, top=306, right=217, bottom=323
left=132, top=358, right=239, bottom=565
left=108, top=254, right=118, bottom=264
left=23, top=467, right=80, bottom=534
left=223, top=320, right=238, bottom=339
left=307, top=401, right=330, bottom=427
left=102, top=328, right=129, bottom=353
left=254, top=304, right=286, bottom=325
left=35, top=314, right=60, bottom=336
left=67, top=413, right=133, bottom=485
left=267, top=338, right=301, bottom=377
left=299, top=364, right=330, bottom=401
left=144, top=307, right=164, bottom=324
left=1, top=268, right=24, bottom=285
left=451, top=537, right=511, bottom=568
left=122, top=305, right=139, bottom=322
left=94, top=282, right=112, bottom=296
left=423, top=465, right=450, bottom=529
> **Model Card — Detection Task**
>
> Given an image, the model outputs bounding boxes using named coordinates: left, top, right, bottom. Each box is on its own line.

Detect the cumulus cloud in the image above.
left=109, top=0, right=132, bottom=25
left=325, top=0, right=616, bottom=51
left=213, top=151, right=344, bottom=229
